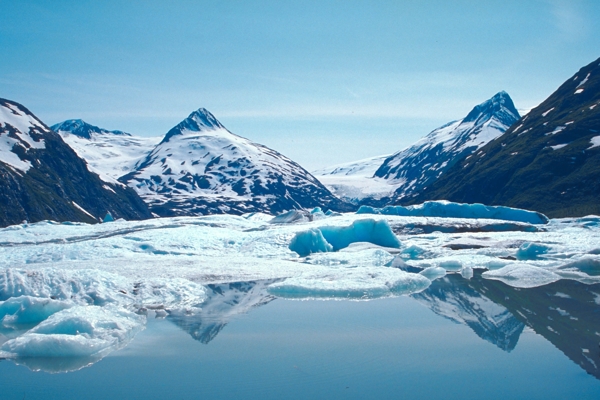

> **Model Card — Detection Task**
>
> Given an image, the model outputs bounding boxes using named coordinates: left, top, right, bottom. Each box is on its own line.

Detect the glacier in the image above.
left=0, top=204, right=599, bottom=370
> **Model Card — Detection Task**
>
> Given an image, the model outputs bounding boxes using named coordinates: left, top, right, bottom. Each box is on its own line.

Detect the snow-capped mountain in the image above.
left=52, top=119, right=160, bottom=182
left=313, top=92, right=519, bottom=205
left=0, top=98, right=152, bottom=227
left=414, top=56, right=600, bottom=218
left=312, top=154, right=395, bottom=202
left=378, top=91, right=520, bottom=202
left=121, top=108, right=352, bottom=216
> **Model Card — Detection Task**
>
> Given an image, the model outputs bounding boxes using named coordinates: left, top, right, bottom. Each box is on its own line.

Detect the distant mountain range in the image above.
left=410, top=56, right=600, bottom=217
left=0, top=99, right=152, bottom=227
left=54, top=108, right=352, bottom=218
left=2, top=56, right=598, bottom=225
left=314, top=91, right=520, bottom=205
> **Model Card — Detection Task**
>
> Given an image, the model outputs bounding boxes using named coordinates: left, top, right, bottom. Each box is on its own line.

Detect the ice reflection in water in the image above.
left=1, top=273, right=599, bottom=380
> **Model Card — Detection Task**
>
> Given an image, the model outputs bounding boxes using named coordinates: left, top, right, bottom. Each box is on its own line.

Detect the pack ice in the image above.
left=0, top=201, right=598, bottom=370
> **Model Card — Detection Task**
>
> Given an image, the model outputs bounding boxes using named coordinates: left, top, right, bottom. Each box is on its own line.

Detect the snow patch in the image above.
left=542, top=108, right=555, bottom=117
left=588, top=136, right=600, bottom=149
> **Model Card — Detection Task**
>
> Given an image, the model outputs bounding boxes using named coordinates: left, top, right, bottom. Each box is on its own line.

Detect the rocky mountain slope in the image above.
left=379, top=91, right=520, bottom=203
left=412, top=56, right=600, bottom=217
left=0, top=98, right=152, bottom=227
left=121, top=108, right=352, bottom=216
left=314, top=92, right=519, bottom=205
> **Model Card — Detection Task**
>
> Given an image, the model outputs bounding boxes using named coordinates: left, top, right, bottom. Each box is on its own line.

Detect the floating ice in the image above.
left=516, top=242, right=550, bottom=260
left=0, top=305, right=144, bottom=358
left=289, top=229, right=333, bottom=257
left=1, top=296, right=72, bottom=327
left=319, top=219, right=401, bottom=251
left=0, top=269, right=207, bottom=311
left=267, top=267, right=430, bottom=300
left=461, top=266, right=474, bottom=279
left=0, top=269, right=133, bottom=305
left=269, top=210, right=308, bottom=224
left=420, top=266, right=446, bottom=280
left=482, top=264, right=562, bottom=288
left=400, top=245, right=427, bottom=260
left=438, top=260, right=463, bottom=271
left=357, top=201, right=549, bottom=225
left=0, top=208, right=598, bottom=364
left=102, top=212, right=114, bottom=223
left=289, top=219, right=400, bottom=256
left=304, top=248, right=395, bottom=268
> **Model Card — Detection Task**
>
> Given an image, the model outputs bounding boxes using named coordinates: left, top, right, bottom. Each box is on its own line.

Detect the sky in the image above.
left=1, top=0, right=600, bottom=170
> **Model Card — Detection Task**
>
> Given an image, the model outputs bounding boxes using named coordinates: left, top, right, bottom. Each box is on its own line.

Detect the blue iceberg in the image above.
left=357, top=201, right=549, bottom=225
left=289, top=219, right=401, bottom=256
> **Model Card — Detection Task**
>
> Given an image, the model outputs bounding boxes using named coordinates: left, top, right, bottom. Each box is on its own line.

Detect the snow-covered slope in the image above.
left=0, top=98, right=152, bottom=226
left=414, top=56, right=600, bottom=218
left=377, top=91, right=520, bottom=202
left=121, top=108, right=351, bottom=216
left=312, top=155, right=395, bottom=202
left=52, top=119, right=160, bottom=182
left=313, top=92, right=519, bottom=205
left=0, top=100, right=47, bottom=173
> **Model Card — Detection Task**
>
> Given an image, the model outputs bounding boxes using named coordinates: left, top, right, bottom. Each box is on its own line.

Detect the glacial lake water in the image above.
left=1, top=272, right=600, bottom=400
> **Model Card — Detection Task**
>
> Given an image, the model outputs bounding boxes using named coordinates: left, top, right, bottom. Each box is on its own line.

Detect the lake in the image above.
left=2, top=272, right=599, bottom=400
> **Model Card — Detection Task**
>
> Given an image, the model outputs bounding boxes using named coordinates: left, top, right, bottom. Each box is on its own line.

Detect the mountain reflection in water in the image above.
left=4, top=274, right=599, bottom=378
left=167, top=279, right=278, bottom=344
left=411, top=271, right=600, bottom=379
left=166, top=273, right=600, bottom=381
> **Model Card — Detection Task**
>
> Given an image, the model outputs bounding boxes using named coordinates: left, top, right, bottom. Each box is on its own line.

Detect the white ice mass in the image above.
left=0, top=203, right=599, bottom=369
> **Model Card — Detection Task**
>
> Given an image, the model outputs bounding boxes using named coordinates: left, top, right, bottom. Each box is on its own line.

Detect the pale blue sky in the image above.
left=1, top=0, right=600, bottom=169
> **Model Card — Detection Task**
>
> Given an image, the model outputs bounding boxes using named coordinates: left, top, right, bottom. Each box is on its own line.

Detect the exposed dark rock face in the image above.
left=0, top=98, right=152, bottom=227
left=410, top=57, right=600, bottom=218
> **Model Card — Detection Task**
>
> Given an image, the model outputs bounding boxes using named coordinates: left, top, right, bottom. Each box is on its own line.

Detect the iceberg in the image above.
left=515, top=242, right=550, bottom=260
left=289, top=229, right=333, bottom=257
left=420, top=266, right=447, bottom=280
left=482, top=264, right=562, bottom=288
left=267, top=267, right=431, bottom=300
left=357, top=201, right=549, bottom=225
left=1, top=296, right=72, bottom=327
left=0, top=305, right=144, bottom=358
left=289, top=219, right=401, bottom=256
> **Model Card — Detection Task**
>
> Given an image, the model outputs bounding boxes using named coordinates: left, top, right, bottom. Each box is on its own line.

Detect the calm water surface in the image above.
left=1, top=273, right=600, bottom=399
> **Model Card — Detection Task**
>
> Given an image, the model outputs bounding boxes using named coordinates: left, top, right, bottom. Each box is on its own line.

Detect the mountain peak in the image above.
left=161, top=107, right=226, bottom=143
left=51, top=119, right=130, bottom=139
left=463, top=91, right=520, bottom=125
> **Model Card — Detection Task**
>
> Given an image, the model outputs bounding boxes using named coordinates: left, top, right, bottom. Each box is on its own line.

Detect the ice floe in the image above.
left=0, top=204, right=598, bottom=366
left=357, top=200, right=549, bottom=224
